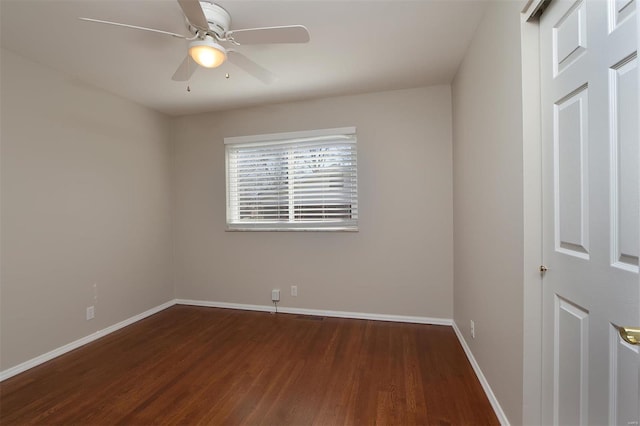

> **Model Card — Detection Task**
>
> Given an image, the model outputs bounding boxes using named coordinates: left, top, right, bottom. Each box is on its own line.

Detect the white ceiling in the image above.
left=0, top=0, right=487, bottom=116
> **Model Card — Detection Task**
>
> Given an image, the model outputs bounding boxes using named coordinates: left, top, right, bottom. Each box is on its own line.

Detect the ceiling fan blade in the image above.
left=172, top=55, right=198, bottom=81
left=227, top=50, right=277, bottom=85
left=227, top=25, right=310, bottom=45
left=79, top=18, right=187, bottom=39
left=177, top=0, right=209, bottom=30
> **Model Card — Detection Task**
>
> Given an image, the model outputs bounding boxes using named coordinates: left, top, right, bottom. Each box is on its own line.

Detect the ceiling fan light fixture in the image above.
left=189, top=37, right=226, bottom=68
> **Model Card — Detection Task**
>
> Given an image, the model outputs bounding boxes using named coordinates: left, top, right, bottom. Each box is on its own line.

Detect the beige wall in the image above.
left=0, top=49, right=174, bottom=370
left=452, top=1, right=525, bottom=424
left=172, top=86, right=453, bottom=318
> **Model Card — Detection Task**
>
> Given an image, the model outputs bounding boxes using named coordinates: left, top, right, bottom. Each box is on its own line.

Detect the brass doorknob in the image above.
left=618, top=326, right=640, bottom=345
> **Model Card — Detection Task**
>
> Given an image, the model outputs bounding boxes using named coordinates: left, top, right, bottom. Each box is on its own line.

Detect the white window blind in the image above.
left=225, top=127, right=358, bottom=231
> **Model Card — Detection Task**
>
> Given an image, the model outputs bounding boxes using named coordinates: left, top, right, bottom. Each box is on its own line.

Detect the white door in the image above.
left=540, top=0, right=640, bottom=424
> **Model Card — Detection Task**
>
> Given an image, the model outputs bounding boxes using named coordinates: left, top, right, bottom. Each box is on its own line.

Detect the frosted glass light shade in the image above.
left=189, top=39, right=226, bottom=68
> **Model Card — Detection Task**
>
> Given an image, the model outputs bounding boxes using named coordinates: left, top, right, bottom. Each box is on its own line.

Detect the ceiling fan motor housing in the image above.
left=199, top=2, right=231, bottom=38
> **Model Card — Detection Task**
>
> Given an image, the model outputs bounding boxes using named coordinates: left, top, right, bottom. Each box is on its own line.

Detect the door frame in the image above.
left=520, top=1, right=545, bottom=424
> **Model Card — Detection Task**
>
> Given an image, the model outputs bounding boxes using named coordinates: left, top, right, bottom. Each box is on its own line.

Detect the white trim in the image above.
left=0, top=300, right=176, bottom=382
left=522, top=0, right=546, bottom=21
left=226, top=227, right=358, bottom=232
left=176, top=299, right=452, bottom=326
left=452, top=321, right=510, bottom=426
left=177, top=299, right=274, bottom=313
left=224, top=127, right=357, bottom=145
left=520, top=8, right=544, bottom=426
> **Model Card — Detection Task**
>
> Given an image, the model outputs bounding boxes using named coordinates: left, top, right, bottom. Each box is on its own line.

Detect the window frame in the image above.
left=224, top=127, right=358, bottom=232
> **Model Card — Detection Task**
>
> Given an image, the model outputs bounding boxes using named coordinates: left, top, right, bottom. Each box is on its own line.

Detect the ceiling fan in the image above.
left=79, top=0, right=310, bottom=84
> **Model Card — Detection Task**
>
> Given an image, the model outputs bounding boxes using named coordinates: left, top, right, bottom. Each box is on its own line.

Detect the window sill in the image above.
left=225, top=227, right=358, bottom=232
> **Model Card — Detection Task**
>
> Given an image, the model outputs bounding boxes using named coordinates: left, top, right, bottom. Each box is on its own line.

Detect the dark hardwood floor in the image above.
left=0, top=305, right=499, bottom=425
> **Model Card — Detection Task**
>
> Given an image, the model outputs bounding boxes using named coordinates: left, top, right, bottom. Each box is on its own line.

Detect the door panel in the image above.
left=609, top=324, right=640, bottom=424
left=610, top=54, right=639, bottom=271
left=555, top=0, right=588, bottom=75
left=555, top=296, right=590, bottom=425
left=555, top=85, right=590, bottom=258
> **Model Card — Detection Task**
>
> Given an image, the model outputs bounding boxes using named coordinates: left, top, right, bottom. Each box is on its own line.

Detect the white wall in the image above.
left=452, top=2, right=525, bottom=424
left=171, top=86, right=453, bottom=319
left=0, top=49, right=174, bottom=370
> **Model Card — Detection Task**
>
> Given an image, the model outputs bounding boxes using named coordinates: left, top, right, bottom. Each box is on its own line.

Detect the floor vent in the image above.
left=295, top=315, right=324, bottom=321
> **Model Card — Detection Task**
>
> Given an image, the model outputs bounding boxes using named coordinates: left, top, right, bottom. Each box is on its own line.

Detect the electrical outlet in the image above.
left=291, top=285, right=298, bottom=297
left=271, top=289, right=280, bottom=302
left=86, top=306, right=95, bottom=320
left=470, top=320, right=475, bottom=339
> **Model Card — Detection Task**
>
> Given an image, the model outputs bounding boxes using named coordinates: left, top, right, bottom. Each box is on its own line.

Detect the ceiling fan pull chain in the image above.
left=186, top=55, right=191, bottom=92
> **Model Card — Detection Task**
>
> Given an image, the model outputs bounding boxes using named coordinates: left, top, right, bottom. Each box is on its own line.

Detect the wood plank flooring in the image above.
left=0, top=305, right=499, bottom=425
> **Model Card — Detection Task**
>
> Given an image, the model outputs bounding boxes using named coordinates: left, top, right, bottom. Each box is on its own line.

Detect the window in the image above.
left=225, top=127, right=358, bottom=231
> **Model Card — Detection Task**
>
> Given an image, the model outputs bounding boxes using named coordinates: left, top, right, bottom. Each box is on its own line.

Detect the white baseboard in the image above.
left=175, top=299, right=453, bottom=326
left=0, top=300, right=176, bottom=382
left=452, top=321, right=510, bottom=426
